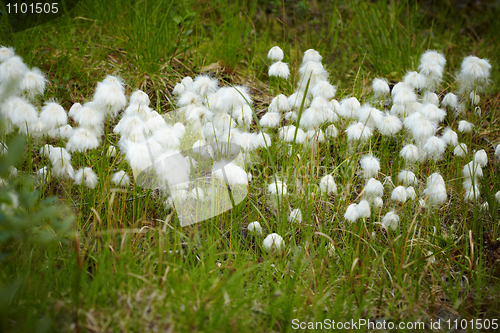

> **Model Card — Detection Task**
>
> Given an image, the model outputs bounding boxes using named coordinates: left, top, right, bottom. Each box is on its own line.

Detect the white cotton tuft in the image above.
left=267, top=46, right=284, bottom=62
left=212, top=161, right=248, bottom=187
left=248, top=221, right=263, bottom=235
left=319, top=175, right=337, bottom=195
left=0, top=55, right=28, bottom=86
left=311, top=80, right=336, bottom=100
left=279, top=125, right=306, bottom=144
left=454, top=143, right=468, bottom=157
left=111, top=170, right=130, bottom=187
left=360, top=154, right=380, bottom=179
left=392, top=85, right=417, bottom=105
left=344, top=203, right=359, bottom=223
left=338, top=97, right=360, bottom=119
left=356, top=200, right=371, bottom=218
left=260, top=112, right=281, bottom=128
left=391, top=186, right=407, bottom=203
left=36, top=166, right=51, bottom=183
left=268, top=61, right=290, bottom=79
left=325, top=124, right=338, bottom=138
left=74, top=167, right=99, bottom=189
left=346, top=122, right=373, bottom=143
left=423, top=172, right=447, bottom=206
left=462, top=161, right=483, bottom=178
left=20, top=67, right=47, bottom=98
left=302, top=49, right=322, bottom=63
left=190, top=75, right=219, bottom=98
left=356, top=104, right=384, bottom=128
left=423, top=136, right=446, bottom=161
left=398, top=170, right=417, bottom=186
left=403, top=71, right=427, bottom=90
left=93, top=76, right=127, bottom=117
left=288, top=209, right=303, bottom=223
left=458, top=120, right=474, bottom=133
left=418, top=103, right=446, bottom=124
left=364, top=178, right=384, bottom=200
left=66, top=127, right=100, bottom=153
left=382, top=211, right=399, bottom=230
left=474, top=149, right=488, bottom=167
left=39, top=102, right=67, bottom=129
left=6, top=96, right=38, bottom=129
left=267, top=180, right=287, bottom=197
left=263, top=233, right=284, bottom=252
left=373, top=197, right=383, bottom=209
left=268, top=94, right=291, bottom=113
left=422, top=92, right=440, bottom=106
left=411, top=118, right=437, bottom=142
left=372, top=78, right=390, bottom=96
left=441, top=127, right=458, bottom=147
left=406, top=186, right=416, bottom=200
left=0, top=46, right=15, bottom=62
left=378, top=113, right=402, bottom=136
left=440, top=93, right=458, bottom=110
left=457, top=55, right=491, bottom=94
left=129, top=90, right=150, bottom=106
left=73, top=102, right=105, bottom=129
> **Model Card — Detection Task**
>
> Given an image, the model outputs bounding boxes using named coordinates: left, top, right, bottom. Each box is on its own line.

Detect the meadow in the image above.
left=1, top=0, right=500, bottom=332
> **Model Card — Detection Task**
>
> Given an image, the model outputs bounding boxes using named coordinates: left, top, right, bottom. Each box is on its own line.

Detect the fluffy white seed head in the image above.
left=403, top=71, right=427, bottom=90
left=454, top=143, right=468, bottom=157
left=423, top=136, right=446, bottom=161
left=458, top=120, right=474, bottom=133
left=263, top=233, right=284, bottom=252
left=302, top=49, right=322, bottom=63
left=267, top=180, right=288, bottom=197
left=400, top=144, right=420, bottom=164
left=378, top=113, right=402, bottom=136
left=269, top=94, right=291, bottom=113
left=441, top=127, right=458, bottom=147
left=457, top=55, right=491, bottom=94
left=474, top=149, right=488, bottom=167
left=382, top=211, right=400, bottom=230
left=260, top=112, right=281, bottom=128
left=372, top=78, right=390, bottom=96
left=268, top=61, right=290, bottom=79
left=311, top=80, right=336, bottom=100
left=422, top=92, right=440, bottom=106
left=190, top=75, right=219, bottom=98
left=364, top=178, right=384, bottom=200
left=20, top=67, right=47, bottom=98
left=398, top=170, right=417, bottom=186
left=267, top=46, right=284, bottom=62
left=66, top=127, right=100, bottom=153
left=441, top=93, right=459, bottom=109
left=248, top=221, right=263, bottom=235
left=111, top=170, right=130, bottom=187
left=357, top=200, right=371, bottom=218
left=406, top=186, right=416, bottom=200
left=74, top=167, right=99, bottom=189
left=346, top=122, right=373, bottom=143
left=462, top=161, right=483, bottom=178
left=360, top=154, right=380, bottom=179
left=391, top=186, right=407, bottom=203
left=319, top=175, right=337, bottom=195
left=288, top=209, right=303, bottom=223
left=40, top=102, right=67, bottom=129
left=344, top=203, right=359, bottom=223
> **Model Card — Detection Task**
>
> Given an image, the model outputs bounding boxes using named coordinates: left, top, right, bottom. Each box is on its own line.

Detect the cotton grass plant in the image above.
left=2, top=1, right=500, bottom=329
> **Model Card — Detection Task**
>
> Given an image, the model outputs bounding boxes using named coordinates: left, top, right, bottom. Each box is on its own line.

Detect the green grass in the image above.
left=1, top=0, right=500, bottom=332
